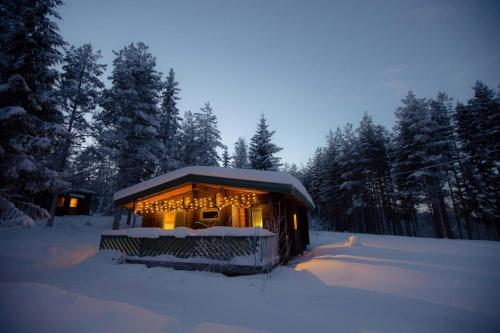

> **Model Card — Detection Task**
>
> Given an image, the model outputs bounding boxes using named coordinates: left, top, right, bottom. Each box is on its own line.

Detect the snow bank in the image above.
left=2, top=216, right=500, bottom=333
left=102, top=226, right=274, bottom=238
left=345, top=235, right=362, bottom=247
left=0, top=282, right=178, bottom=333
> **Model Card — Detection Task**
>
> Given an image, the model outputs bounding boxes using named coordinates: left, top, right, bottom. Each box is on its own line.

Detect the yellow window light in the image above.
left=69, top=197, right=78, bottom=208
left=163, top=212, right=176, bottom=230
left=293, top=213, right=298, bottom=230
left=251, top=206, right=263, bottom=228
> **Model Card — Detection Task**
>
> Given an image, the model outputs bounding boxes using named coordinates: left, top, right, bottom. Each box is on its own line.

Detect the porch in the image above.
left=100, top=227, right=278, bottom=274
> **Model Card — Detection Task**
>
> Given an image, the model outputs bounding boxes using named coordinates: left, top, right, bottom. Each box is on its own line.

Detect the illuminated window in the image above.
left=57, top=197, right=65, bottom=207
left=69, top=197, right=78, bottom=208
left=163, top=212, right=176, bottom=230
left=251, top=206, right=263, bottom=228
left=293, top=213, right=298, bottom=230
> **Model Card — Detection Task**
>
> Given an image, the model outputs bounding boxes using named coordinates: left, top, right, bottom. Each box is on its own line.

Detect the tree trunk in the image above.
left=446, top=170, right=464, bottom=239
left=46, top=193, right=59, bottom=226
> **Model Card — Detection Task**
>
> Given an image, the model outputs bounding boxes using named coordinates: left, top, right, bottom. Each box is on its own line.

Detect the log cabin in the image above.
left=100, top=166, right=314, bottom=274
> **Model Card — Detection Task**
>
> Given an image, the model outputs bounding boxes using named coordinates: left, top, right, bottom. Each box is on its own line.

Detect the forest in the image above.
left=1, top=0, right=499, bottom=240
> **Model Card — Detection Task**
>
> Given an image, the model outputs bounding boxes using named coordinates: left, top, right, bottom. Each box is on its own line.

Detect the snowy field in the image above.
left=1, top=216, right=499, bottom=333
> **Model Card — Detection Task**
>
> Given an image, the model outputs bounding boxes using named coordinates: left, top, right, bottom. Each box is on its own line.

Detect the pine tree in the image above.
left=193, top=102, right=223, bottom=166
left=455, top=82, right=499, bottom=236
left=0, top=0, right=68, bottom=227
left=179, top=111, right=198, bottom=167
left=249, top=115, right=282, bottom=170
left=392, top=91, right=429, bottom=236
left=221, top=146, right=230, bottom=167
left=281, top=162, right=300, bottom=178
left=318, top=129, right=343, bottom=230
left=98, top=42, right=163, bottom=191
left=55, top=44, right=106, bottom=173
left=233, top=137, right=249, bottom=168
left=356, top=113, right=396, bottom=235
left=158, top=68, right=182, bottom=174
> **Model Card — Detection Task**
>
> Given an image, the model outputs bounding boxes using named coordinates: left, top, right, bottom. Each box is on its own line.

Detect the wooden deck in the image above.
left=100, top=232, right=278, bottom=275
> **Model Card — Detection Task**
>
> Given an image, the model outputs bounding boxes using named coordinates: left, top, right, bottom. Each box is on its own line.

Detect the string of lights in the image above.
left=136, top=192, right=258, bottom=214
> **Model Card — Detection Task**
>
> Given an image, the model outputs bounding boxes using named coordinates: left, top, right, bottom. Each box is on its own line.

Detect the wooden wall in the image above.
left=138, top=190, right=311, bottom=261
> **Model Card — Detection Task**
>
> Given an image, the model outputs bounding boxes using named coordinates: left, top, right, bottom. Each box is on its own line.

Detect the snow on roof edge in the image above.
left=113, top=166, right=314, bottom=208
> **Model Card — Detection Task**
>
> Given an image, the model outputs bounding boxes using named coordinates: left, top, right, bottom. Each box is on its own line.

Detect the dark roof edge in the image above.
left=114, top=174, right=314, bottom=210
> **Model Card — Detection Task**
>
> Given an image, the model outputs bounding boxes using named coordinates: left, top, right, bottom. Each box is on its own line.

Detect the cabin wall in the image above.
left=127, top=188, right=311, bottom=261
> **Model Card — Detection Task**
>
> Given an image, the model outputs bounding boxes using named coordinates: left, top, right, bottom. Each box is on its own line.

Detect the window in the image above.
left=57, top=197, right=65, bottom=207
left=251, top=206, right=263, bottom=228
left=69, top=197, right=78, bottom=208
left=163, top=212, right=176, bottom=230
left=293, top=213, right=298, bottom=230
left=200, top=209, right=219, bottom=222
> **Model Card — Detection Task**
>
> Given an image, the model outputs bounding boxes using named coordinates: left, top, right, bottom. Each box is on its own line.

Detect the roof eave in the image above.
left=114, top=173, right=314, bottom=210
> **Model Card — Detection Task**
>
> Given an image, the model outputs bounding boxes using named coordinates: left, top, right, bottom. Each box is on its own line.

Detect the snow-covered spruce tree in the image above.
left=249, top=115, right=282, bottom=170
left=392, top=91, right=456, bottom=238
left=391, top=91, right=429, bottom=236
left=317, top=129, right=343, bottom=231
left=76, top=115, right=120, bottom=215
left=302, top=147, right=326, bottom=217
left=337, top=124, right=367, bottom=233
left=356, top=113, right=399, bottom=235
left=221, top=146, right=230, bottom=167
left=179, top=111, right=198, bottom=166
left=98, top=42, right=163, bottom=192
left=281, top=162, right=300, bottom=178
left=54, top=44, right=106, bottom=173
left=413, top=94, right=454, bottom=239
left=193, top=102, right=223, bottom=166
left=233, top=137, right=249, bottom=168
left=428, top=93, right=470, bottom=239
left=455, top=82, right=500, bottom=237
left=0, top=0, right=68, bottom=227
left=158, top=68, right=182, bottom=174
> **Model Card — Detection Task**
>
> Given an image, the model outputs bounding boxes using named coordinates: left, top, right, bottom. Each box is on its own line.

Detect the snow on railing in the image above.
left=100, top=227, right=278, bottom=272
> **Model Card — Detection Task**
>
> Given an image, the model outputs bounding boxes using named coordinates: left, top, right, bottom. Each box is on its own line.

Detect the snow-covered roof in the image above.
left=113, top=166, right=314, bottom=209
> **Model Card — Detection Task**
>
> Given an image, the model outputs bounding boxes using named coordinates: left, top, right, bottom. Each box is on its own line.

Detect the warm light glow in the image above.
left=69, top=197, right=78, bottom=208
left=293, top=213, right=298, bottom=230
left=251, top=206, right=263, bottom=228
left=57, top=197, right=65, bottom=207
left=163, top=212, right=176, bottom=229
left=136, top=191, right=258, bottom=214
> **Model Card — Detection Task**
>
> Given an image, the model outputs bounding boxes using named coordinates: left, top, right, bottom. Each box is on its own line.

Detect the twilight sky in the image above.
left=57, top=0, right=500, bottom=166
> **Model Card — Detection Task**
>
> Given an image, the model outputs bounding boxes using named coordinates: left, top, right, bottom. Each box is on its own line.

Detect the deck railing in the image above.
left=100, top=231, right=278, bottom=274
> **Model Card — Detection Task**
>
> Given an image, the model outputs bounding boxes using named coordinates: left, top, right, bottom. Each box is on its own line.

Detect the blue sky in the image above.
left=57, top=0, right=500, bottom=166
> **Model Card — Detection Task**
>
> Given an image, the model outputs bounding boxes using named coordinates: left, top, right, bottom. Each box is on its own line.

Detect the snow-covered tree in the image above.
left=193, top=102, right=223, bottom=166
left=54, top=44, right=106, bottom=173
left=455, top=82, right=500, bottom=235
left=221, top=146, right=230, bottom=167
left=356, top=112, right=398, bottom=235
left=249, top=115, right=282, bottom=170
left=233, top=137, right=249, bottom=168
left=158, top=68, right=182, bottom=174
left=97, top=42, right=163, bottom=191
left=179, top=111, right=198, bottom=167
left=0, top=0, right=68, bottom=227
left=281, top=162, right=300, bottom=178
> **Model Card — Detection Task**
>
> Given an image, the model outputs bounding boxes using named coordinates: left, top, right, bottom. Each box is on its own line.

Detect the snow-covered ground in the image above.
left=1, top=216, right=499, bottom=333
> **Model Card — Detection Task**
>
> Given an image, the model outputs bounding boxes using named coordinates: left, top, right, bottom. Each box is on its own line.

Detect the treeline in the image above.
left=300, top=86, right=500, bottom=240
left=0, top=0, right=283, bottom=226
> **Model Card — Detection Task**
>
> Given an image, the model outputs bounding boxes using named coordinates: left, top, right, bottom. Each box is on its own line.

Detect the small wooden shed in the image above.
left=55, top=189, right=94, bottom=216
left=35, top=189, right=94, bottom=216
